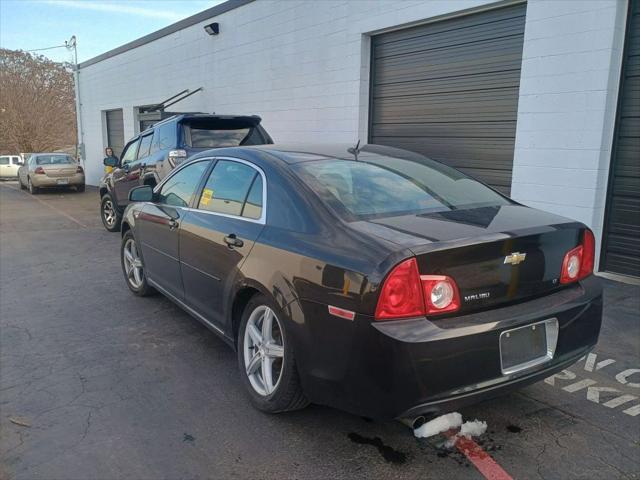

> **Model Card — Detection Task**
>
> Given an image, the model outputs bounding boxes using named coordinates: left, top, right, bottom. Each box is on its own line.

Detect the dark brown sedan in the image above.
left=118, top=144, right=602, bottom=424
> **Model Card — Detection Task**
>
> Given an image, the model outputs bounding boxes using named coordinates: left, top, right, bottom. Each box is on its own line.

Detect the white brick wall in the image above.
left=78, top=0, right=629, bottom=271
left=511, top=0, right=628, bottom=269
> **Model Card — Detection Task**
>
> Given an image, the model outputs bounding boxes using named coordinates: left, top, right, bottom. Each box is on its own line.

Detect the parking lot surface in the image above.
left=1, top=182, right=639, bottom=479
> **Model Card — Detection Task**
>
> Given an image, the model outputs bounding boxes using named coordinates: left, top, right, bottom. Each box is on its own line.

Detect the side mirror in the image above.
left=104, top=157, right=118, bottom=167
left=129, top=185, right=154, bottom=202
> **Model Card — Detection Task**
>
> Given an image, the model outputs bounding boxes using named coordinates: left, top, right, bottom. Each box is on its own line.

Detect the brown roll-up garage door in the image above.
left=602, top=0, right=640, bottom=278
left=369, top=3, right=526, bottom=194
left=106, top=109, right=124, bottom=158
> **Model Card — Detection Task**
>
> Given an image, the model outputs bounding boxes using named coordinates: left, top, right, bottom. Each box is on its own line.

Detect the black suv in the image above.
left=99, top=114, right=273, bottom=231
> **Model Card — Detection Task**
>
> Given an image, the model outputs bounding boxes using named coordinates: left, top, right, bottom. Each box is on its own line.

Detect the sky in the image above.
left=0, top=0, right=223, bottom=63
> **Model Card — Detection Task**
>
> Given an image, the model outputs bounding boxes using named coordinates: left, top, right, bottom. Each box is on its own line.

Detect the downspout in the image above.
left=72, top=48, right=84, bottom=167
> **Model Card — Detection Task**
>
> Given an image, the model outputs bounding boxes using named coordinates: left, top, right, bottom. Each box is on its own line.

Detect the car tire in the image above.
left=237, top=294, right=309, bottom=413
left=18, top=176, right=26, bottom=190
left=27, top=177, right=38, bottom=194
left=120, top=230, right=155, bottom=297
left=76, top=184, right=85, bottom=193
left=101, top=193, right=121, bottom=232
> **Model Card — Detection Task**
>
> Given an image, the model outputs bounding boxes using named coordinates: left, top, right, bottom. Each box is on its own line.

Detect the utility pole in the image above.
left=66, top=36, right=84, bottom=166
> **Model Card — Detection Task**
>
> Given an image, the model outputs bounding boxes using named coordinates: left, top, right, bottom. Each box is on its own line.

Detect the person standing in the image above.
left=103, top=147, right=118, bottom=173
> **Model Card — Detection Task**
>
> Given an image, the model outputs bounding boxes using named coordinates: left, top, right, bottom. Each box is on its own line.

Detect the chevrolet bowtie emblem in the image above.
left=504, top=252, right=527, bottom=265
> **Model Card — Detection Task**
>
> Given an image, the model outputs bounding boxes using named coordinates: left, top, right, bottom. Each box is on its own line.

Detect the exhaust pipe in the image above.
left=399, top=415, right=426, bottom=430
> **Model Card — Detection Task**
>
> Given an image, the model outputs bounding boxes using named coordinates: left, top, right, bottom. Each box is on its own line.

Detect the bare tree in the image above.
left=0, top=48, right=77, bottom=154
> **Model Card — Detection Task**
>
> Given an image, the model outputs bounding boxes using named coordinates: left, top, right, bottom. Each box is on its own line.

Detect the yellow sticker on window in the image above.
left=200, top=188, right=213, bottom=206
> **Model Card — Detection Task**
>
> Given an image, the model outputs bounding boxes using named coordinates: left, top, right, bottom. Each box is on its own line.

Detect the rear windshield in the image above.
left=183, top=120, right=265, bottom=148
left=293, top=155, right=511, bottom=221
left=35, top=155, right=73, bottom=165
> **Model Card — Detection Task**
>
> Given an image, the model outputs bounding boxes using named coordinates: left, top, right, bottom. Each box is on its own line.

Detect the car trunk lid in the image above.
left=354, top=205, right=584, bottom=314
left=39, top=164, right=77, bottom=177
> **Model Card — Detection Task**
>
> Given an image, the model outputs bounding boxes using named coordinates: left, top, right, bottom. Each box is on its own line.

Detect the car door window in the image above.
left=242, top=175, right=263, bottom=220
left=155, top=122, right=176, bottom=150
left=121, top=139, right=140, bottom=165
left=197, top=160, right=260, bottom=217
left=0, top=157, right=9, bottom=165
left=137, top=134, right=153, bottom=160
left=12, top=157, right=21, bottom=165
left=147, top=130, right=159, bottom=156
left=157, top=161, right=209, bottom=208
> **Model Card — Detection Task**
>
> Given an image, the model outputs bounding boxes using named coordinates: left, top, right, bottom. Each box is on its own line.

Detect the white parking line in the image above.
left=545, top=353, right=640, bottom=416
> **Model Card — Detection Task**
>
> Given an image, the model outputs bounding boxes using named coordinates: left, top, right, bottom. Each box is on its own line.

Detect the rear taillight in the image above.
left=76, top=165, right=84, bottom=174
left=168, top=149, right=187, bottom=167
left=421, top=275, right=461, bottom=315
left=34, top=166, right=45, bottom=174
left=560, top=229, right=595, bottom=284
left=375, top=258, right=460, bottom=321
left=375, top=258, right=424, bottom=320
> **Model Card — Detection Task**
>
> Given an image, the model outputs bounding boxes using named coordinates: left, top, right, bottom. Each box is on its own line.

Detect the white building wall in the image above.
left=511, top=0, right=628, bottom=268
left=78, top=0, right=630, bottom=270
left=78, top=0, right=503, bottom=186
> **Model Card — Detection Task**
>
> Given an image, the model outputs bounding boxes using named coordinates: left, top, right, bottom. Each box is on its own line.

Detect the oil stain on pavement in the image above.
left=347, top=432, right=407, bottom=464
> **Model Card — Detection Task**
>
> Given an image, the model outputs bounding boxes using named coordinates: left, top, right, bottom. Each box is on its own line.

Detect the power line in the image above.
left=25, top=44, right=68, bottom=52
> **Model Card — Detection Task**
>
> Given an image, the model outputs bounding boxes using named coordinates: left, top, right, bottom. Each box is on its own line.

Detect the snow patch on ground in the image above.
left=460, top=420, right=487, bottom=439
left=413, top=412, right=462, bottom=438
left=413, top=413, right=487, bottom=448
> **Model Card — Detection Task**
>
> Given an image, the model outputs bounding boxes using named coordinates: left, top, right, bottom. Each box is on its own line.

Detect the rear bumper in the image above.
left=31, top=173, right=84, bottom=187
left=397, top=345, right=592, bottom=420
left=295, top=276, right=602, bottom=419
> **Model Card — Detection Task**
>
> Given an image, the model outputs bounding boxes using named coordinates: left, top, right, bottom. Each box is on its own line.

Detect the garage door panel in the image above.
left=371, top=121, right=517, bottom=139
left=608, top=197, right=640, bottom=234
left=375, top=18, right=525, bottom=59
left=603, top=1, right=640, bottom=277
left=624, top=53, right=640, bottom=76
left=374, top=42, right=524, bottom=84
left=370, top=4, right=525, bottom=194
left=611, top=176, right=640, bottom=198
left=618, top=116, right=640, bottom=137
left=604, top=253, right=640, bottom=277
left=375, top=4, right=525, bottom=46
left=370, top=137, right=516, bottom=167
left=629, top=18, right=640, bottom=51
left=614, top=149, right=640, bottom=178
left=372, top=89, right=520, bottom=121
left=106, top=109, right=124, bottom=159
left=373, top=70, right=522, bottom=99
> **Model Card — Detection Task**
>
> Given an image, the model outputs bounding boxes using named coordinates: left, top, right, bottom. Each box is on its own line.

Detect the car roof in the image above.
left=31, top=153, right=72, bottom=156
left=242, top=143, right=432, bottom=165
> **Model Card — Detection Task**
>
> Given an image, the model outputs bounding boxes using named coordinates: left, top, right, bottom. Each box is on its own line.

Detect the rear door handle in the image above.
left=168, top=219, right=179, bottom=230
left=224, top=234, right=244, bottom=248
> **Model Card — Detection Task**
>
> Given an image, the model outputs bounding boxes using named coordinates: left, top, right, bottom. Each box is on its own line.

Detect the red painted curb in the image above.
left=454, top=435, right=513, bottom=480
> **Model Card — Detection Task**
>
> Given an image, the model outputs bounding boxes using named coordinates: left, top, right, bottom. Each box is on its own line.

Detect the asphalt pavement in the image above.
left=1, top=181, right=638, bottom=479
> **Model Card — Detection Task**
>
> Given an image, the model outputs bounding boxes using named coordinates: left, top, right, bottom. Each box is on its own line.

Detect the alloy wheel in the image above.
left=123, top=238, right=144, bottom=289
left=103, top=199, right=116, bottom=227
left=243, top=306, right=285, bottom=396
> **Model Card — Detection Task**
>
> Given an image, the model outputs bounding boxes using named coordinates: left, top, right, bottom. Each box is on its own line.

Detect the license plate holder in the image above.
left=500, top=318, right=558, bottom=375
left=57, top=178, right=69, bottom=185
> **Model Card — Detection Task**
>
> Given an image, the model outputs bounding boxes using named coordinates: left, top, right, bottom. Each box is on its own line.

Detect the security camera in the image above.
left=204, top=23, right=219, bottom=36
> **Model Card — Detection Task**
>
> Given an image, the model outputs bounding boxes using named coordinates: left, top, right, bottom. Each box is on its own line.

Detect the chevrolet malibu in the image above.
left=119, top=144, right=602, bottom=424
